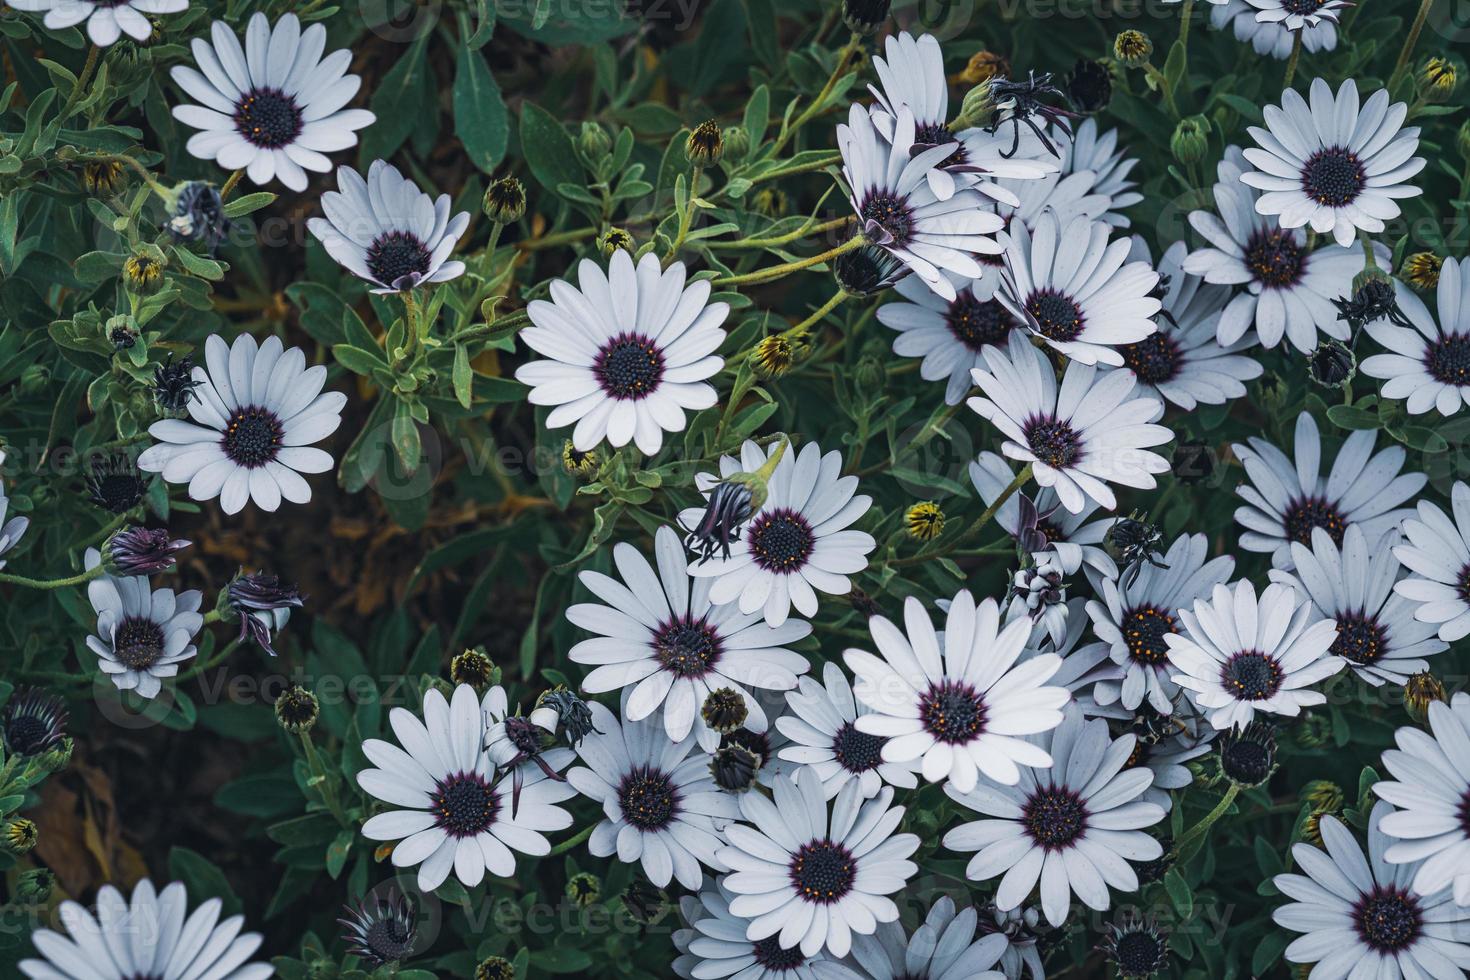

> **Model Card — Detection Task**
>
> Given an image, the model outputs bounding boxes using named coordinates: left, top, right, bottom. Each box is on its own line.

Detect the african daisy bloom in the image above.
left=1373, top=693, right=1470, bottom=905
left=7, top=0, right=186, bottom=46
left=1269, top=526, right=1447, bottom=687
left=170, top=13, right=375, bottom=191
left=1119, top=240, right=1262, bottom=411
left=1242, top=78, right=1425, bottom=248
left=1183, top=146, right=1378, bottom=353
left=1362, top=257, right=1470, bottom=415
left=1231, top=410, right=1425, bottom=569
left=837, top=103, right=1005, bottom=302
left=672, top=881, right=861, bottom=980
left=1055, top=118, right=1143, bottom=228
left=716, top=774, right=920, bottom=958
left=515, top=248, right=727, bottom=456
left=942, top=706, right=1166, bottom=928
left=843, top=591, right=1070, bottom=793
left=307, top=161, right=470, bottom=294
left=994, top=209, right=1161, bottom=366
left=136, top=334, right=346, bottom=515
left=848, top=896, right=1010, bottom=980
left=356, top=684, right=576, bottom=891
left=566, top=524, right=810, bottom=747
left=687, top=441, right=875, bottom=628
left=1393, top=481, right=1470, bottom=642
left=967, top=330, right=1173, bottom=515
left=1085, top=532, right=1236, bottom=715
left=567, top=697, right=741, bottom=890
left=84, top=547, right=202, bottom=700
left=20, top=879, right=272, bottom=980
left=875, top=270, right=1020, bottom=405
left=776, top=661, right=921, bottom=801
left=1274, top=801, right=1470, bottom=977
left=1246, top=0, right=1352, bottom=30
left=1210, top=0, right=1341, bottom=58
left=1165, top=579, right=1344, bottom=730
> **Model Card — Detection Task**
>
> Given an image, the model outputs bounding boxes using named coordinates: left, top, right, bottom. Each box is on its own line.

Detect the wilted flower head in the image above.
left=1105, top=514, right=1167, bottom=593
left=2, top=688, right=68, bottom=757
left=84, top=454, right=150, bottom=513
left=833, top=241, right=910, bottom=296
left=535, top=687, right=598, bottom=746
left=274, top=685, right=319, bottom=734
left=1332, top=276, right=1411, bottom=331
left=106, top=528, right=187, bottom=579
left=842, top=0, right=891, bottom=34
left=164, top=181, right=230, bottom=253
left=151, top=354, right=201, bottom=413
left=709, top=741, right=761, bottom=791
left=1307, top=339, right=1356, bottom=389
left=699, top=687, right=748, bottom=734
left=1066, top=58, right=1112, bottom=113
left=682, top=479, right=755, bottom=565
left=1010, top=551, right=1071, bottom=645
left=227, top=571, right=305, bottom=657
left=1219, top=721, right=1278, bottom=787
left=450, top=647, right=497, bottom=688
left=1099, top=912, right=1169, bottom=978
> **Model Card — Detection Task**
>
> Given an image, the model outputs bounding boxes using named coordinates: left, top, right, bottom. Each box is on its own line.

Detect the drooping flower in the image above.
left=226, top=571, right=304, bottom=656
left=104, top=526, right=190, bottom=577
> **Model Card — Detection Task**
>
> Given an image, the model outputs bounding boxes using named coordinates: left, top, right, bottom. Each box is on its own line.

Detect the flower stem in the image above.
left=785, top=290, right=849, bottom=340
left=1388, top=0, right=1435, bottom=92
left=746, top=152, right=844, bottom=188
left=548, top=824, right=594, bottom=856
left=1180, top=0, right=1195, bottom=51
left=57, top=45, right=100, bottom=124
left=772, top=32, right=862, bottom=155
left=219, top=170, right=244, bottom=202
left=0, top=565, right=104, bottom=590
left=1173, top=783, right=1240, bottom=856
left=1283, top=32, right=1303, bottom=90
left=711, top=216, right=852, bottom=251
left=712, top=235, right=865, bottom=288
left=891, top=464, right=1032, bottom=567
left=664, top=164, right=703, bottom=265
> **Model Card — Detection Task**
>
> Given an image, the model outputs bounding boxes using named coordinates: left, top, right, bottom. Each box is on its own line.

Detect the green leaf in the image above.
left=222, top=192, right=276, bottom=218
left=452, top=343, right=472, bottom=409
left=362, top=34, right=430, bottom=161
left=520, top=101, right=584, bottom=197
left=1164, top=868, right=1194, bottom=920
left=453, top=46, right=509, bottom=173
left=168, top=847, right=242, bottom=916
left=331, top=344, right=387, bottom=376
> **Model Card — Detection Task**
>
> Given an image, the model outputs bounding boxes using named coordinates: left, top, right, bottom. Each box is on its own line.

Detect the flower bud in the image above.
left=83, top=159, right=126, bottom=195
left=842, top=0, right=891, bottom=35
left=16, top=868, right=54, bottom=905
left=1114, top=30, right=1153, bottom=68
left=1417, top=57, right=1458, bottom=102
left=450, top=647, right=496, bottom=689
left=598, top=227, right=633, bottom=257
left=274, top=685, right=319, bottom=734
left=4, top=818, right=38, bottom=854
left=481, top=176, right=526, bottom=224
left=123, top=254, right=164, bottom=295
left=1171, top=115, right=1209, bottom=165
left=1402, top=251, right=1443, bottom=290
left=475, top=956, right=516, bottom=980
left=566, top=872, right=601, bottom=907
left=752, top=334, right=798, bottom=379
left=1307, top=339, right=1355, bottom=389
left=904, top=501, right=945, bottom=541
left=685, top=120, right=723, bottom=167
left=1405, top=672, right=1447, bottom=722
left=579, top=122, right=612, bottom=161
left=961, top=50, right=1010, bottom=86
left=561, top=441, right=599, bottom=479
left=721, top=126, right=750, bottom=163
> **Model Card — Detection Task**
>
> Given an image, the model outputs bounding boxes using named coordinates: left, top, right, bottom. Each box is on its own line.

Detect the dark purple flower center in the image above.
left=618, top=766, right=678, bottom=831
left=652, top=616, right=721, bottom=678
left=1220, top=651, right=1283, bottom=701
left=1331, top=610, right=1386, bottom=666
left=832, top=722, right=885, bottom=773
left=222, top=406, right=284, bottom=468
left=1353, top=886, right=1421, bottom=952
left=1284, top=495, right=1347, bottom=546
left=919, top=680, right=987, bottom=744
left=747, top=508, right=815, bottom=573
left=234, top=87, right=303, bottom=149
left=789, top=839, right=855, bottom=904
left=432, top=772, right=499, bottom=838
left=947, top=293, right=1016, bottom=352
left=1025, top=288, right=1085, bottom=342
left=595, top=333, right=665, bottom=400
left=1023, top=417, right=1083, bottom=469
left=1120, top=332, right=1181, bottom=385
left=1302, top=147, right=1366, bottom=208
left=1281, top=0, right=1328, bottom=13
left=114, top=616, right=165, bottom=670
left=751, top=935, right=807, bottom=971
left=1426, top=335, right=1470, bottom=386
left=367, top=231, right=432, bottom=288
left=1244, top=228, right=1306, bottom=289
left=1023, top=788, right=1088, bottom=850
left=861, top=193, right=914, bottom=246
left=1121, top=606, right=1175, bottom=665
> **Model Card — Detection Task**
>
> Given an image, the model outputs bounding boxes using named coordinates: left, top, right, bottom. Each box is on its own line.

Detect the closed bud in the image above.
left=842, top=0, right=891, bottom=35
left=1114, top=30, right=1152, bottom=68
left=685, top=120, right=723, bottom=166
left=562, top=441, right=599, bottom=479
left=274, top=685, right=319, bottom=734
left=752, top=187, right=788, bottom=217
left=566, top=872, right=601, bottom=907
left=123, top=253, right=164, bottom=295
left=854, top=352, right=885, bottom=389
left=19, top=364, right=48, bottom=396
left=475, top=956, right=516, bottom=980
left=16, top=868, right=54, bottom=905
left=83, top=159, right=126, bottom=195
left=957, top=82, right=996, bottom=130
left=1171, top=115, right=1209, bottom=165
left=579, top=122, right=612, bottom=161
left=598, top=227, right=634, bottom=256
left=1402, top=251, right=1443, bottom=290
left=1417, top=57, right=1458, bottom=102
left=109, top=319, right=138, bottom=351
left=721, top=126, right=750, bottom=163
left=904, top=501, right=945, bottom=541
left=482, top=176, right=526, bottom=224
left=1405, top=672, right=1447, bottom=722
left=4, top=818, right=38, bottom=854
left=752, top=334, right=800, bottom=379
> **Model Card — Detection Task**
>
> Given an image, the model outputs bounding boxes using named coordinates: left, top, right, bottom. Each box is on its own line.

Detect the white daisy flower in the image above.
left=943, top=706, right=1166, bottom=927
left=837, top=103, right=1005, bottom=302
left=1242, top=78, right=1425, bottom=248
left=1362, top=257, right=1470, bottom=415
left=1166, top=579, right=1344, bottom=730
left=716, top=774, right=920, bottom=958
left=1086, top=532, right=1237, bottom=715
left=688, top=441, right=875, bottom=628
left=967, top=330, right=1173, bottom=515
left=876, top=271, right=1020, bottom=405
left=1057, top=118, right=1144, bottom=228
left=7, top=0, right=186, bottom=46
left=1269, top=525, right=1447, bottom=686
left=136, top=334, right=346, bottom=515
left=1373, top=693, right=1470, bottom=905
left=567, top=524, right=810, bottom=747
left=842, top=590, right=1070, bottom=793
left=514, top=248, right=727, bottom=457
left=1210, top=0, right=1341, bottom=58
left=1393, top=481, right=1470, bottom=641
left=1246, top=0, right=1351, bottom=30
left=1231, top=410, right=1426, bottom=569
left=672, top=881, right=860, bottom=980
left=849, top=896, right=1009, bottom=980
left=0, top=471, right=29, bottom=572
left=567, top=696, right=741, bottom=890
left=169, top=13, right=375, bottom=192
left=1183, top=146, right=1377, bottom=353
left=307, top=161, right=470, bottom=294
left=356, top=684, right=576, bottom=892
left=20, top=878, right=271, bottom=980
left=968, top=452, right=1118, bottom=581
left=83, top=547, right=201, bottom=700
left=1274, top=801, right=1470, bottom=977
left=1120, top=240, right=1263, bottom=410
left=995, top=209, right=1160, bottom=365
left=776, top=661, right=920, bottom=801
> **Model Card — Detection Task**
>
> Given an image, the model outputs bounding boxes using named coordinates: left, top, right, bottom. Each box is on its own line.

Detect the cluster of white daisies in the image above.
left=11, top=3, right=1470, bottom=978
